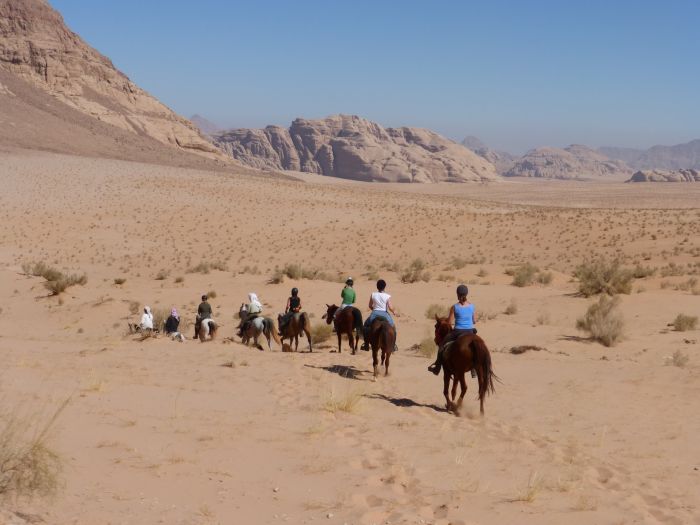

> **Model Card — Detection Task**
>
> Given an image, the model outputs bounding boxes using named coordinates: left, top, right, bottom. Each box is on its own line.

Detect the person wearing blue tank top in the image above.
left=428, top=284, right=477, bottom=375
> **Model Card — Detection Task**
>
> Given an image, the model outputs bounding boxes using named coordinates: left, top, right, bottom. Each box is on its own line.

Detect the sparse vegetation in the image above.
left=207, top=290, right=217, bottom=300
left=322, top=388, right=363, bottom=414
left=673, top=314, right=698, bottom=332
left=417, top=336, right=437, bottom=359
left=425, top=303, right=448, bottom=319
left=113, top=278, right=126, bottom=285
left=667, top=350, right=689, bottom=368
left=573, top=258, right=633, bottom=297
left=401, top=258, right=431, bottom=283
left=154, top=269, right=168, bottom=280
left=504, top=299, right=518, bottom=315
left=22, top=261, right=87, bottom=296
left=508, top=263, right=539, bottom=287
left=576, top=295, right=625, bottom=347
left=310, top=323, right=333, bottom=344
left=187, top=261, right=228, bottom=274
left=0, top=399, right=68, bottom=501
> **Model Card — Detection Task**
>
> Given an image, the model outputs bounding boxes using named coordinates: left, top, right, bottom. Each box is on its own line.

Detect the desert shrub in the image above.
left=174, top=276, right=184, bottom=284
left=154, top=269, right=169, bottom=281
left=268, top=267, right=285, bottom=284
left=401, top=258, right=431, bottom=283
left=240, top=265, right=260, bottom=275
left=673, top=314, right=698, bottom=332
left=0, top=399, right=67, bottom=500
left=187, top=261, right=227, bottom=275
left=510, top=263, right=539, bottom=287
left=667, top=350, right=689, bottom=368
left=536, top=271, right=553, bottom=285
left=128, top=300, right=140, bottom=315
left=323, top=388, right=363, bottom=414
left=504, top=299, right=518, bottom=315
left=23, top=261, right=86, bottom=295
left=573, top=258, right=633, bottom=297
left=283, top=263, right=303, bottom=280
left=417, top=336, right=437, bottom=358
left=151, top=308, right=169, bottom=332
left=576, top=295, right=625, bottom=347
left=425, top=304, right=448, bottom=319
left=632, top=264, right=656, bottom=279
left=207, top=290, right=217, bottom=299
left=477, top=268, right=488, bottom=278
left=364, top=266, right=380, bottom=281
left=310, top=323, right=332, bottom=344
left=448, top=257, right=467, bottom=270
left=382, top=262, right=401, bottom=273
left=113, top=278, right=126, bottom=285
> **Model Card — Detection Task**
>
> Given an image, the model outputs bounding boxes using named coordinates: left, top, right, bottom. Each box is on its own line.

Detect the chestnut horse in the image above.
left=278, top=312, right=313, bottom=352
left=434, top=316, right=497, bottom=416
left=323, top=305, right=363, bottom=354
left=367, top=318, right=396, bottom=380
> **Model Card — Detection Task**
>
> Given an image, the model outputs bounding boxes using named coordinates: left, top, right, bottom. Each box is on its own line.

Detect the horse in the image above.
left=238, top=304, right=280, bottom=350
left=434, top=316, right=497, bottom=416
left=278, top=312, right=312, bottom=352
left=367, top=318, right=396, bottom=380
left=323, top=304, right=363, bottom=354
left=194, top=316, right=218, bottom=342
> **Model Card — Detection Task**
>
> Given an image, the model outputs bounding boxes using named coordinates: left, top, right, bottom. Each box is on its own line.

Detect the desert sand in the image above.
left=1, top=149, right=699, bottom=525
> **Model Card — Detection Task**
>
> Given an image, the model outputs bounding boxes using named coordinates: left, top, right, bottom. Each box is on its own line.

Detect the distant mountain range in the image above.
left=599, top=140, right=700, bottom=170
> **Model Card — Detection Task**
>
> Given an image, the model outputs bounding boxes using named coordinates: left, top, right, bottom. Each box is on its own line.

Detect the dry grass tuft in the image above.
left=576, top=295, right=625, bottom=347
left=401, top=258, right=431, bottom=283
left=504, top=299, right=518, bottom=315
left=666, top=350, right=689, bottom=368
left=322, top=388, right=364, bottom=414
left=573, top=258, right=633, bottom=297
left=673, top=313, right=698, bottom=332
left=23, top=261, right=87, bottom=296
left=417, top=336, right=437, bottom=359
left=425, top=303, right=448, bottom=319
left=0, top=398, right=69, bottom=501
left=310, top=323, right=333, bottom=344
left=511, top=472, right=544, bottom=503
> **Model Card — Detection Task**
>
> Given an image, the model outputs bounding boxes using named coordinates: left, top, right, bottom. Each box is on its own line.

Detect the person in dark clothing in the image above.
left=165, top=307, right=185, bottom=342
left=198, top=295, right=212, bottom=320
left=279, top=288, right=302, bottom=334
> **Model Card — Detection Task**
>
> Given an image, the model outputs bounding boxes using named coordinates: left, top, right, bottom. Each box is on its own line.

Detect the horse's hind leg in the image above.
left=372, top=347, right=379, bottom=381
left=305, top=328, right=312, bottom=353
left=443, top=374, right=452, bottom=412
left=384, top=349, right=390, bottom=377
left=455, top=374, right=467, bottom=416
left=336, top=331, right=342, bottom=353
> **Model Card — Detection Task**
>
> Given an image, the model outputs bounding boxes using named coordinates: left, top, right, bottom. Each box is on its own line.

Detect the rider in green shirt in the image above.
left=340, top=277, right=356, bottom=308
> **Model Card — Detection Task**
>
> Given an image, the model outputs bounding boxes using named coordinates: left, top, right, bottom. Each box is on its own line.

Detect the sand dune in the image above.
left=0, top=150, right=699, bottom=524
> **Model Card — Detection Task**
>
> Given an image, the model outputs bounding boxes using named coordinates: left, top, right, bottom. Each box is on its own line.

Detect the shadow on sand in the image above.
left=366, top=393, right=446, bottom=413
left=304, top=363, right=368, bottom=380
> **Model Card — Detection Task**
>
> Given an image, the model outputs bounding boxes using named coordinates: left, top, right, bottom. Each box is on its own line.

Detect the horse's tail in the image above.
left=266, top=318, right=281, bottom=345
left=472, top=336, right=497, bottom=401
left=352, top=307, right=363, bottom=337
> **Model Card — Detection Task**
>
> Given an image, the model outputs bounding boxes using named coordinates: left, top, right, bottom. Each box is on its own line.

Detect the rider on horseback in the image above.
left=361, top=279, right=398, bottom=351
left=428, top=284, right=477, bottom=375
left=239, top=292, right=262, bottom=334
left=335, top=277, right=356, bottom=319
left=278, top=287, right=302, bottom=334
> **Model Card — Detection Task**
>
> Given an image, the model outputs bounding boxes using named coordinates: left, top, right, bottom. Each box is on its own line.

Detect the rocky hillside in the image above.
left=601, top=140, right=700, bottom=170
left=627, top=169, right=700, bottom=182
left=505, top=144, right=630, bottom=179
left=0, top=0, right=218, bottom=158
left=461, top=136, right=516, bottom=174
left=214, top=115, right=498, bottom=182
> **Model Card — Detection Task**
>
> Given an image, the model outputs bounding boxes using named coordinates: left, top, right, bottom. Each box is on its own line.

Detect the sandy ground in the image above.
left=1, top=150, right=699, bottom=525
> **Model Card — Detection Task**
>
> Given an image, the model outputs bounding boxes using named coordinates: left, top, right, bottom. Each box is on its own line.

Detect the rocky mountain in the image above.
left=627, top=169, right=700, bottom=182
left=190, top=114, right=221, bottom=136
left=214, top=115, right=499, bottom=182
left=460, top=136, right=517, bottom=174
left=600, top=140, right=700, bottom=170
left=505, top=144, right=630, bottom=179
left=0, top=0, right=219, bottom=160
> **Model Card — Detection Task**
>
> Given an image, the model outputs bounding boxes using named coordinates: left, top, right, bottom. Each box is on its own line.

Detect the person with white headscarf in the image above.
left=140, top=306, right=154, bottom=332
left=247, top=292, right=263, bottom=316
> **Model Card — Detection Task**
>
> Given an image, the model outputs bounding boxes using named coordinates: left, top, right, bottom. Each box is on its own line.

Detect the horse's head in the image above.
left=434, top=315, right=451, bottom=345
left=322, top=304, right=338, bottom=325
left=238, top=303, right=248, bottom=319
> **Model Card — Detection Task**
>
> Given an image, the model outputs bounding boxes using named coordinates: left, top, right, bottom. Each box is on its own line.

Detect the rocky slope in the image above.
left=627, top=169, right=700, bottom=182
left=0, top=0, right=219, bottom=158
left=214, top=115, right=498, bottom=182
left=461, top=136, right=517, bottom=174
left=601, top=140, right=700, bottom=170
left=505, top=144, right=630, bottom=179
left=190, top=114, right=221, bottom=136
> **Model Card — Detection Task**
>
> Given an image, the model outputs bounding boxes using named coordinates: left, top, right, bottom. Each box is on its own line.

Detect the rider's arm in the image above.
left=368, top=295, right=374, bottom=311
left=285, top=298, right=291, bottom=314
left=447, top=305, right=455, bottom=328
left=473, top=309, right=477, bottom=325
left=387, top=299, right=397, bottom=317
left=296, top=299, right=302, bottom=312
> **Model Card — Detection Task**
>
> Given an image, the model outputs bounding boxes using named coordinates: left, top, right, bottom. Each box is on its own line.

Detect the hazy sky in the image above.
left=51, top=0, right=699, bottom=153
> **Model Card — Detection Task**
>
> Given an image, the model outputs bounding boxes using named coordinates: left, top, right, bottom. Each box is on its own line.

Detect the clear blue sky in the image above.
left=51, top=0, right=699, bottom=153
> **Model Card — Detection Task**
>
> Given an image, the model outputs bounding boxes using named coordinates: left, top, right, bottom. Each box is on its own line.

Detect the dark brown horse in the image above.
left=367, top=318, right=396, bottom=380
left=194, top=316, right=218, bottom=342
left=323, top=305, right=363, bottom=354
left=278, top=312, right=312, bottom=352
left=434, top=316, right=497, bottom=416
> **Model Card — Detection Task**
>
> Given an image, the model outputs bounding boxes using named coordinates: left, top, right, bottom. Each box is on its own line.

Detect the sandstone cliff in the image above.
left=214, top=115, right=498, bottom=183
left=505, top=144, right=630, bottom=179
left=461, top=136, right=516, bottom=174
left=627, top=169, right=700, bottom=182
left=0, top=0, right=218, bottom=158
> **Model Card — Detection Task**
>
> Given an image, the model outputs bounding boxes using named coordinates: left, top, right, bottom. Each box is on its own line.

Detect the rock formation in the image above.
left=0, top=0, right=218, bottom=158
left=601, top=140, right=700, bottom=170
left=505, top=144, right=630, bottom=179
left=190, top=114, right=221, bottom=136
left=214, top=115, right=499, bottom=182
left=461, top=136, right=517, bottom=174
left=626, top=169, right=700, bottom=182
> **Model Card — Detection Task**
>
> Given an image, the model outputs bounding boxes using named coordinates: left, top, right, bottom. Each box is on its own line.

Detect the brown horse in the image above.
left=367, top=318, right=396, bottom=380
left=278, top=312, right=312, bottom=352
left=323, top=305, right=363, bottom=354
left=434, top=316, right=497, bottom=416
left=194, top=316, right=218, bottom=342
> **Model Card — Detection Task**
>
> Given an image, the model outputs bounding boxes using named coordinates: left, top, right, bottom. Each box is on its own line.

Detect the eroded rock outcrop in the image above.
left=627, top=169, right=700, bottom=182
left=461, top=136, right=517, bottom=174
left=0, top=0, right=218, bottom=157
left=214, top=115, right=498, bottom=182
left=505, top=144, right=630, bottom=179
